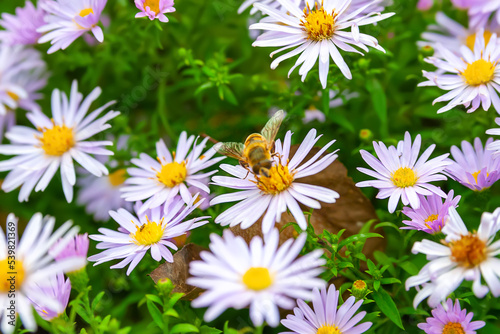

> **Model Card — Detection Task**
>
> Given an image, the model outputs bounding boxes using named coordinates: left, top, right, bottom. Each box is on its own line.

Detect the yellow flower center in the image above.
left=471, top=170, right=489, bottom=184
left=442, top=322, right=465, bottom=334
left=424, top=214, right=439, bottom=222
left=38, top=124, right=75, bottom=156
left=108, top=169, right=127, bottom=187
left=79, top=8, right=94, bottom=17
left=157, top=161, right=187, bottom=188
left=301, top=2, right=337, bottom=42
left=242, top=267, right=273, bottom=291
left=317, top=325, right=342, bottom=334
left=465, top=30, right=493, bottom=51
left=130, top=217, right=165, bottom=246
left=449, top=233, right=487, bottom=268
left=256, top=164, right=295, bottom=195
left=0, top=259, right=25, bottom=292
left=462, top=59, right=496, bottom=86
left=353, top=280, right=366, bottom=290
left=7, top=91, right=19, bottom=101
left=144, top=0, right=160, bottom=14
left=391, top=167, right=417, bottom=188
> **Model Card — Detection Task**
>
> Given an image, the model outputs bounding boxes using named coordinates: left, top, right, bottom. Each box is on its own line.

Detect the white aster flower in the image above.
left=356, top=131, right=450, bottom=213
left=486, top=117, right=500, bottom=157
left=88, top=196, right=209, bottom=275
left=0, top=44, right=47, bottom=115
left=188, top=229, right=326, bottom=327
left=406, top=207, right=500, bottom=308
left=38, top=0, right=107, bottom=54
left=468, top=0, right=500, bottom=28
left=0, top=213, right=84, bottom=334
left=419, top=12, right=500, bottom=55
left=419, top=31, right=500, bottom=114
left=0, top=80, right=119, bottom=203
left=249, top=0, right=394, bottom=88
left=239, top=0, right=301, bottom=16
left=121, top=132, right=224, bottom=215
left=211, top=129, right=339, bottom=234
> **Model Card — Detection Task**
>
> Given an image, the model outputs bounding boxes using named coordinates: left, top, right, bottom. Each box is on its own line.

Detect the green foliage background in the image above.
left=1, top=0, right=500, bottom=333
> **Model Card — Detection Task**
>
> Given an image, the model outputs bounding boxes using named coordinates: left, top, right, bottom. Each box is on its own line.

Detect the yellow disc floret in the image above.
left=108, top=169, right=127, bottom=187
left=242, top=267, right=273, bottom=291
left=130, top=217, right=165, bottom=246
left=462, top=59, right=496, bottom=86
left=38, top=124, right=75, bottom=156
left=144, top=0, right=160, bottom=14
left=301, top=2, right=337, bottom=42
left=424, top=214, right=439, bottom=222
left=256, top=164, right=295, bottom=195
left=449, top=233, right=487, bottom=268
left=442, top=322, right=465, bottom=334
left=317, top=325, right=342, bottom=334
left=391, top=167, right=417, bottom=188
left=0, top=259, right=25, bottom=292
left=465, top=30, right=493, bottom=51
left=79, top=8, right=94, bottom=17
left=157, top=161, right=187, bottom=188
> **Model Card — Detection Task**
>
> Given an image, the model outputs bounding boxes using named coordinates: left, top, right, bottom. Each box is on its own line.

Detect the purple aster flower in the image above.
left=445, top=137, right=500, bottom=191
left=417, top=298, right=485, bottom=333
left=31, top=273, right=71, bottom=321
left=135, top=0, right=175, bottom=22
left=50, top=233, right=89, bottom=264
left=402, top=190, right=461, bottom=234
left=0, top=1, right=46, bottom=46
left=356, top=131, right=450, bottom=213
left=281, top=284, right=372, bottom=334
left=37, top=0, right=108, bottom=54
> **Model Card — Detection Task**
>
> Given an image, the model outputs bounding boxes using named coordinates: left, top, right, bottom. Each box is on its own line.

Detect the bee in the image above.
left=214, top=110, right=285, bottom=178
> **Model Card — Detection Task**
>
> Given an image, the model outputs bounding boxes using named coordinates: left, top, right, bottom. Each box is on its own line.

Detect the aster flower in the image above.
left=281, top=284, right=372, bottom=334
left=486, top=117, right=500, bottom=157
left=0, top=1, right=45, bottom=46
left=37, top=0, right=107, bottom=54
left=188, top=229, right=326, bottom=327
left=135, top=0, right=175, bottom=22
left=238, top=0, right=301, bottom=16
left=121, top=132, right=224, bottom=215
left=0, top=213, right=84, bottom=334
left=419, top=12, right=500, bottom=55
left=0, top=111, right=14, bottom=143
left=0, top=44, right=47, bottom=115
left=418, top=32, right=500, bottom=113
left=249, top=0, right=394, bottom=88
left=445, top=137, right=500, bottom=191
left=31, top=273, right=71, bottom=321
left=417, top=298, right=485, bottom=334
left=401, top=190, right=460, bottom=234
left=417, top=0, right=434, bottom=10
left=0, top=80, right=119, bottom=203
left=211, top=129, right=339, bottom=234
left=50, top=233, right=89, bottom=264
left=356, top=131, right=450, bottom=213
left=468, top=0, right=500, bottom=27
left=406, top=207, right=500, bottom=308
left=88, top=196, right=209, bottom=275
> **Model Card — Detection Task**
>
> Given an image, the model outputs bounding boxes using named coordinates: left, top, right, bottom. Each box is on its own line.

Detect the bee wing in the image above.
left=261, top=109, right=284, bottom=147
left=214, top=142, right=245, bottom=160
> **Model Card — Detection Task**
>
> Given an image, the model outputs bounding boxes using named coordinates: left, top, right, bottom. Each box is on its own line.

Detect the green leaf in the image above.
left=200, top=325, right=222, bottom=334
left=365, top=78, right=388, bottom=137
left=338, top=233, right=383, bottom=249
left=170, top=323, right=200, bottom=333
left=91, top=291, right=106, bottom=311
left=372, top=289, right=404, bottom=330
left=146, top=299, right=164, bottom=330
left=221, top=85, right=238, bottom=105
left=146, top=294, right=163, bottom=306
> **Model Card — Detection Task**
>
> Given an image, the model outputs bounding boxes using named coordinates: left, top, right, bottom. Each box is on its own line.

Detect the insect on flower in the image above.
left=214, top=110, right=284, bottom=177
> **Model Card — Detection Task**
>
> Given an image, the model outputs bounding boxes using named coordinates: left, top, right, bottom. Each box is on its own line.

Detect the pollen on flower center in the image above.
left=38, top=124, right=75, bottom=156
left=462, top=59, right=496, bottom=86
left=424, top=214, right=439, bottom=222
left=391, top=167, right=417, bottom=188
left=449, top=233, right=487, bottom=268
left=130, top=217, right=165, bottom=246
left=242, top=267, right=273, bottom=291
left=79, top=8, right=94, bottom=17
left=442, top=322, right=465, bottom=334
left=256, top=164, right=295, bottom=195
left=108, top=169, right=127, bottom=187
left=0, top=259, right=25, bottom=292
left=7, top=91, right=20, bottom=101
left=465, top=30, right=492, bottom=51
left=157, top=161, right=187, bottom=188
left=471, top=170, right=489, bottom=184
left=144, top=0, right=160, bottom=14
left=301, top=2, right=337, bottom=42
left=316, top=325, right=342, bottom=334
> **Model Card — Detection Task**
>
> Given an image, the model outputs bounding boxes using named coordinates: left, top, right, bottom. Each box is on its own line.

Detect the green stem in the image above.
left=158, top=79, right=176, bottom=140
